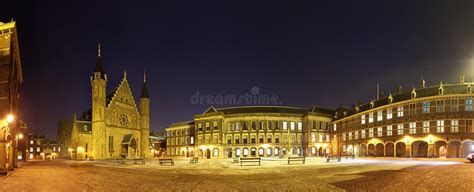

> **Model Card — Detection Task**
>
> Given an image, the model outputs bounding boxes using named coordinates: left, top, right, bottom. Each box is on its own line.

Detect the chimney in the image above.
left=420, top=76, right=425, bottom=88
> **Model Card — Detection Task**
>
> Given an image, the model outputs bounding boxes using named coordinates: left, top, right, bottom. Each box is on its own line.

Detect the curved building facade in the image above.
left=333, top=79, right=474, bottom=158
left=166, top=106, right=333, bottom=159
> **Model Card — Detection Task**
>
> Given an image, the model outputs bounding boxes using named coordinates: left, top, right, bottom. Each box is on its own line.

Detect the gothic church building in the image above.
left=70, top=44, right=150, bottom=159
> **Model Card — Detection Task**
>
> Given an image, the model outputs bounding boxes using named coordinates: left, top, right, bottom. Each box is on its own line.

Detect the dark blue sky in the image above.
left=4, top=1, right=474, bottom=138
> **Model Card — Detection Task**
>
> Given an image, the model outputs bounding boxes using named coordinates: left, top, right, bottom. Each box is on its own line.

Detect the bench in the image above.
left=288, top=156, right=305, bottom=165
left=326, top=156, right=341, bottom=163
left=133, top=158, right=145, bottom=164
left=240, top=157, right=261, bottom=166
left=159, top=158, right=174, bottom=165
left=345, top=155, right=355, bottom=159
left=189, top=157, right=199, bottom=164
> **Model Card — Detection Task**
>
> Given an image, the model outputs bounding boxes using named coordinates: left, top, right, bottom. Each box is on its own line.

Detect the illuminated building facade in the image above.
left=166, top=106, right=333, bottom=159
left=333, top=77, right=474, bottom=158
left=28, top=134, right=45, bottom=160
left=68, top=44, right=151, bottom=160
left=0, top=21, right=23, bottom=174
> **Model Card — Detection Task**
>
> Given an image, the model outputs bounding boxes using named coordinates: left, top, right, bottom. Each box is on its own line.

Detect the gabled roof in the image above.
left=204, top=106, right=218, bottom=114
left=168, top=120, right=194, bottom=128
left=121, top=134, right=134, bottom=144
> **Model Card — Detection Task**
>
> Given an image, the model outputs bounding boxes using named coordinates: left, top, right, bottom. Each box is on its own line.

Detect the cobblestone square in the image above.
left=1, top=158, right=472, bottom=191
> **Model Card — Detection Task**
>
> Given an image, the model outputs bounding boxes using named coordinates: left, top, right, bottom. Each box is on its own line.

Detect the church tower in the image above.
left=139, top=71, right=150, bottom=157
left=91, top=43, right=107, bottom=159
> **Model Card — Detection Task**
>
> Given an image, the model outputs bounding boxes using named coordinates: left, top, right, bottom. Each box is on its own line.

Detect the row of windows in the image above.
left=167, top=129, right=191, bottom=137
left=359, top=98, right=473, bottom=125
left=341, top=120, right=471, bottom=141
left=167, top=136, right=195, bottom=146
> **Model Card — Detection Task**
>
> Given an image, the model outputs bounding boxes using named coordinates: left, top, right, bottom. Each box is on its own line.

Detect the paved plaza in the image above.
left=0, top=157, right=472, bottom=191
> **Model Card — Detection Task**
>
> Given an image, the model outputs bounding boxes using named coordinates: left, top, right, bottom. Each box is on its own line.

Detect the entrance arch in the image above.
left=396, top=142, right=406, bottom=157
left=434, top=140, right=447, bottom=157
left=235, top=148, right=241, bottom=157
left=447, top=141, right=461, bottom=158
left=206, top=149, right=211, bottom=159
left=375, top=143, right=384, bottom=157
left=227, top=148, right=233, bottom=158
left=462, top=141, right=474, bottom=157
left=368, top=144, right=376, bottom=156
left=385, top=143, right=395, bottom=157
left=412, top=141, right=428, bottom=157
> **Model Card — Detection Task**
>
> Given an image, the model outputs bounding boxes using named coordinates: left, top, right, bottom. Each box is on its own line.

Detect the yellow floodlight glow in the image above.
left=18, top=133, right=23, bottom=139
left=262, top=144, right=269, bottom=148
left=404, top=136, right=412, bottom=144
left=6, top=114, right=14, bottom=123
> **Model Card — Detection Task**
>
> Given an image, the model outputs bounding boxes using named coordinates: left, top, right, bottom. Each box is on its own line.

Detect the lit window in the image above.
left=29, top=153, right=33, bottom=159
left=297, top=122, right=302, bottom=131
left=437, top=120, right=445, bottom=133
left=423, top=101, right=430, bottom=113
left=387, top=125, right=392, bottom=136
left=361, top=130, right=366, bottom=139
left=409, top=122, right=416, bottom=134
left=369, top=128, right=374, bottom=138
left=333, top=124, right=337, bottom=131
left=348, top=132, right=352, bottom=140
left=319, top=134, right=323, bottom=142
left=235, top=122, right=240, bottom=131
left=326, top=135, right=330, bottom=142
left=451, top=120, right=459, bottom=133
left=368, top=113, right=374, bottom=123
left=397, top=124, right=404, bottom=135
left=53, top=147, right=56, bottom=152
left=377, top=110, right=383, bottom=121
left=397, top=106, right=404, bottom=117
left=387, top=108, right=393, bottom=119
left=190, top=136, right=194, bottom=144
left=422, top=121, right=430, bottom=133
left=243, top=148, right=249, bottom=156
left=36, top=147, right=40, bottom=152
left=311, top=133, right=316, bottom=142
left=466, top=98, right=473, bottom=111
left=290, top=122, right=295, bottom=131
left=377, top=127, right=382, bottom=137
left=283, top=122, right=288, bottom=130
left=361, top=115, right=366, bottom=124
left=342, top=133, right=346, bottom=141
left=29, top=147, right=33, bottom=152
left=30, top=140, right=33, bottom=145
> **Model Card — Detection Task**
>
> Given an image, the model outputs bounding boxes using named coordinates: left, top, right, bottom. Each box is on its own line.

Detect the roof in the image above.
left=335, top=82, right=473, bottom=120
left=76, top=121, right=92, bottom=134
left=168, top=120, right=194, bottom=128
left=203, top=105, right=334, bottom=116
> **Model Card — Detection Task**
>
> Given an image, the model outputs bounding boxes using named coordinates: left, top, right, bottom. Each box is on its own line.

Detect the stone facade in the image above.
left=166, top=106, right=333, bottom=159
left=69, top=44, right=150, bottom=160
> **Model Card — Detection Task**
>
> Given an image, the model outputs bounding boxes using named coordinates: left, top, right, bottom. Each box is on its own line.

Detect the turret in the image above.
left=91, top=42, right=107, bottom=159
left=139, top=71, right=150, bottom=157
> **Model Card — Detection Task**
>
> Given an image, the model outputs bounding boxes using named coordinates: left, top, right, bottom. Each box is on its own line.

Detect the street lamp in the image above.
left=6, top=114, right=14, bottom=124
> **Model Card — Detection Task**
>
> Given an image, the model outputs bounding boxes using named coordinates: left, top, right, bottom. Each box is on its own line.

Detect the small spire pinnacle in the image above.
left=144, top=69, right=146, bottom=83
left=98, top=42, right=101, bottom=57
left=123, top=69, right=127, bottom=78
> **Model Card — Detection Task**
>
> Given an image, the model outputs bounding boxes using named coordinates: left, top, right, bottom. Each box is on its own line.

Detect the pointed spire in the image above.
left=140, top=69, right=149, bottom=99
left=93, top=41, right=106, bottom=79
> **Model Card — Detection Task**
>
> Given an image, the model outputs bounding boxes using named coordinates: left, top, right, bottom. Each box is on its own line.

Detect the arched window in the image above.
left=258, top=148, right=264, bottom=156
left=236, top=148, right=241, bottom=157
left=213, top=148, right=219, bottom=157
left=312, top=147, right=317, bottom=155
left=251, top=147, right=256, bottom=156
left=266, top=148, right=272, bottom=156
left=274, top=148, right=279, bottom=156
left=243, top=148, right=249, bottom=157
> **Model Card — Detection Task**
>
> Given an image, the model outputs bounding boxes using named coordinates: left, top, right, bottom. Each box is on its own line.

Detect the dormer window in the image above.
left=411, top=89, right=417, bottom=99
left=388, top=94, right=393, bottom=104
left=370, top=101, right=375, bottom=108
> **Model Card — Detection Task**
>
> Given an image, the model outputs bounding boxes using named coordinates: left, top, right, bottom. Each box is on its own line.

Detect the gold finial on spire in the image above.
left=98, top=41, right=101, bottom=57
left=144, top=69, right=147, bottom=83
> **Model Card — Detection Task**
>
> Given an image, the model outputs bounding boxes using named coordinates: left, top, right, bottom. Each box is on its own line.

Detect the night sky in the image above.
left=4, top=1, right=474, bottom=138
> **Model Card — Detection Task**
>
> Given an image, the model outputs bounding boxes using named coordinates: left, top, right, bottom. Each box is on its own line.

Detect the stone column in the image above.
left=406, top=144, right=412, bottom=158
left=13, top=145, right=18, bottom=168
left=428, top=144, right=434, bottom=158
